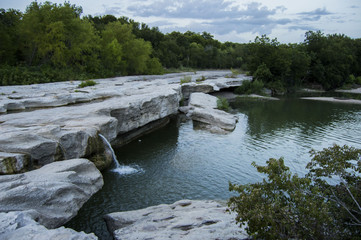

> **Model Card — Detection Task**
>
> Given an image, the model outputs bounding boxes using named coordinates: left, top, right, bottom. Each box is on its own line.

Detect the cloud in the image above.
left=297, top=7, right=332, bottom=21
left=103, top=6, right=123, bottom=16
left=127, top=0, right=291, bottom=35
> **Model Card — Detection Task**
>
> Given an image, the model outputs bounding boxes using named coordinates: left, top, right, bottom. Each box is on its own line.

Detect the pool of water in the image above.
left=66, top=97, right=361, bottom=239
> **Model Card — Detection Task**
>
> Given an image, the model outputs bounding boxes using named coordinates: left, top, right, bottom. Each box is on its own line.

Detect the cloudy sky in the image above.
left=2, top=0, right=361, bottom=43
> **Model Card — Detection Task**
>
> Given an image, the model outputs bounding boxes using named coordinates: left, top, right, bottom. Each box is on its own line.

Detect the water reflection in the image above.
left=66, top=98, right=361, bottom=240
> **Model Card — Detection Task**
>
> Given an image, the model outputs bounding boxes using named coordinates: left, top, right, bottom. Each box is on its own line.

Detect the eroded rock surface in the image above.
left=104, top=199, right=248, bottom=240
left=0, top=71, right=249, bottom=173
left=0, top=211, right=97, bottom=240
left=0, top=159, right=103, bottom=228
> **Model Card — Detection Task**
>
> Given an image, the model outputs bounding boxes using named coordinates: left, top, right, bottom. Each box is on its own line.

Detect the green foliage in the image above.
left=228, top=144, right=361, bottom=239
left=78, top=80, right=96, bottom=88
left=0, top=1, right=360, bottom=88
left=253, top=63, right=273, bottom=83
left=217, top=97, right=230, bottom=112
left=235, top=80, right=264, bottom=95
left=226, top=68, right=242, bottom=78
left=356, top=76, right=361, bottom=85
left=196, top=75, right=206, bottom=82
left=306, top=144, right=361, bottom=237
left=266, top=80, right=286, bottom=95
left=305, top=31, right=359, bottom=90
left=180, top=76, right=192, bottom=84
left=0, top=65, right=92, bottom=85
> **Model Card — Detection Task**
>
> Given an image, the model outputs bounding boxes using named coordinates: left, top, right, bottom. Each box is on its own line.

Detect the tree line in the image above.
left=1, top=1, right=361, bottom=91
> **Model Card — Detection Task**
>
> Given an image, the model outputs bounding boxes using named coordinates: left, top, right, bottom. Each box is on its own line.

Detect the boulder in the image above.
left=104, top=199, right=248, bottom=240
left=187, top=92, right=238, bottom=133
left=0, top=159, right=103, bottom=228
left=0, top=211, right=97, bottom=240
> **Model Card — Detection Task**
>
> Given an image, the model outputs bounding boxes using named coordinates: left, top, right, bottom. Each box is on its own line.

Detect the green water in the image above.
left=66, top=97, right=361, bottom=239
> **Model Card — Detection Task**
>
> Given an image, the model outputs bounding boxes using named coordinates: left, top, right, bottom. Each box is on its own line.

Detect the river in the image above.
left=66, top=95, right=361, bottom=239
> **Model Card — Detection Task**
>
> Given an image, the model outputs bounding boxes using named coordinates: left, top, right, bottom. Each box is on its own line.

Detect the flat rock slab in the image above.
left=186, top=92, right=239, bottom=133
left=0, top=211, right=97, bottom=240
left=0, top=71, right=251, bottom=174
left=104, top=199, right=248, bottom=240
left=301, top=97, right=361, bottom=105
left=0, top=158, right=103, bottom=228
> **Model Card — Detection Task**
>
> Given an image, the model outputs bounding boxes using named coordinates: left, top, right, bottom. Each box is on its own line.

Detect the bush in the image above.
left=266, top=80, right=286, bottom=95
left=235, top=80, right=264, bottom=95
left=78, top=80, right=97, bottom=88
left=228, top=144, right=361, bottom=240
left=356, top=76, right=361, bottom=85
left=254, top=63, right=273, bottom=83
left=217, top=97, right=230, bottom=111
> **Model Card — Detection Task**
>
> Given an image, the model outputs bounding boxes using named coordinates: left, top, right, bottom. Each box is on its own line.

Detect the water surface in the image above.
left=66, top=97, right=361, bottom=239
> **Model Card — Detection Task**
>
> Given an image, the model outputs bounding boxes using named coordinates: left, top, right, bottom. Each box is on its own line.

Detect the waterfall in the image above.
left=99, top=134, right=142, bottom=175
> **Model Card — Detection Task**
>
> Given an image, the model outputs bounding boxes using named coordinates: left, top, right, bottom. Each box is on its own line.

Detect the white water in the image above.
left=98, top=134, right=142, bottom=175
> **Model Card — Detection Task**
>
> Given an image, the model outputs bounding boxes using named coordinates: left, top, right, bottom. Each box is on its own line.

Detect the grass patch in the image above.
left=78, top=80, right=97, bottom=88
left=180, top=76, right=192, bottom=85
left=217, top=97, right=230, bottom=112
left=226, top=68, right=242, bottom=78
left=196, top=75, right=206, bottom=83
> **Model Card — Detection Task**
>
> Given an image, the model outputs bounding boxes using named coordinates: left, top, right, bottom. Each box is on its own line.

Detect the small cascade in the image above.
left=99, top=134, right=142, bottom=175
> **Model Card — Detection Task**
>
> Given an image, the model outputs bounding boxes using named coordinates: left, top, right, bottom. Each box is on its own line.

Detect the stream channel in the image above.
left=66, top=94, right=361, bottom=239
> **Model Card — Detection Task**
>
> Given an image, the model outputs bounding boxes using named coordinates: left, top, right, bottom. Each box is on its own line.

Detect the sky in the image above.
left=2, top=0, right=361, bottom=43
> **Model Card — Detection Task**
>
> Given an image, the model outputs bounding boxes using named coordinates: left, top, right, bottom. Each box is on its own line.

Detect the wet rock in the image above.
left=0, top=211, right=97, bottom=240
left=0, top=159, right=103, bottom=228
left=104, top=199, right=248, bottom=240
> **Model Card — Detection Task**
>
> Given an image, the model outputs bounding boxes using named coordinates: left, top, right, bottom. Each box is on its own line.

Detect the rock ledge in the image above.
left=104, top=199, right=248, bottom=240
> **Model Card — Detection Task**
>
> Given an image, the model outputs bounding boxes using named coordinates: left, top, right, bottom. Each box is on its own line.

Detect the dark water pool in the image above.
left=66, top=97, right=361, bottom=239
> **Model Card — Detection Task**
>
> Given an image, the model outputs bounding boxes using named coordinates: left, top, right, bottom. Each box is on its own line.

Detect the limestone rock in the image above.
left=104, top=199, right=248, bottom=240
left=0, top=152, right=30, bottom=174
left=0, top=159, right=103, bottom=228
left=187, top=92, right=238, bottom=133
left=0, top=211, right=97, bottom=240
left=0, top=71, right=248, bottom=173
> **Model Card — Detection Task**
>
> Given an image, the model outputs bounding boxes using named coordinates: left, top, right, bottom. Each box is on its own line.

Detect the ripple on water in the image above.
left=65, top=98, right=361, bottom=240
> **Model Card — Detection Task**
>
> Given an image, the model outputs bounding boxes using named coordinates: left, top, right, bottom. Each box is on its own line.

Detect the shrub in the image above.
left=266, top=80, right=286, bottom=95
left=356, top=76, right=361, bottom=85
left=78, top=80, right=97, bottom=88
left=228, top=144, right=361, bottom=240
left=217, top=97, right=230, bottom=111
left=254, top=63, right=273, bottom=83
left=235, top=80, right=264, bottom=95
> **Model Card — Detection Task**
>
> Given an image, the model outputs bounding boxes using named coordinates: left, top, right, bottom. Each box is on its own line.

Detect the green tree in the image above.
left=19, top=1, right=100, bottom=71
left=305, top=31, right=357, bottom=89
left=228, top=144, right=361, bottom=239
left=0, top=8, right=22, bottom=65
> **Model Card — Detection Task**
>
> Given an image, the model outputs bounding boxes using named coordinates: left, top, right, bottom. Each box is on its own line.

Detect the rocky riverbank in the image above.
left=0, top=71, right=251, bottom=239
left=0, top=158, right=102, bottom=239
left=0, top=70, right=251, bottom=174
left=104, top=199, right=248, bottom=240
